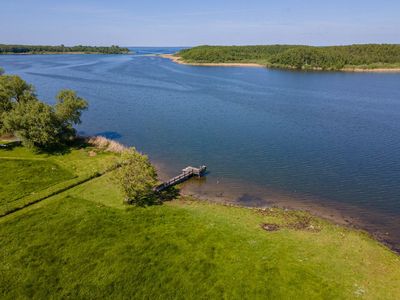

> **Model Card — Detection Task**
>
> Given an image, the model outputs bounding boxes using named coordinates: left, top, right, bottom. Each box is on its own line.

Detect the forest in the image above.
left=178, top=44, right=400, bottom=70
left=0, top=44, right=130, bottom=54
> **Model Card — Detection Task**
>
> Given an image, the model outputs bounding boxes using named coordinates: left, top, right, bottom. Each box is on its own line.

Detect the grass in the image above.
left=0, top=143, right=118, bottom=215
left=0, top=158, right=74, bottom=202
left=1, top=145, right=400, bottom=299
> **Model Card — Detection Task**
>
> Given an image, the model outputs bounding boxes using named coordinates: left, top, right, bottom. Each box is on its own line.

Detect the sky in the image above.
left=1, top=0, right=399, bottom=46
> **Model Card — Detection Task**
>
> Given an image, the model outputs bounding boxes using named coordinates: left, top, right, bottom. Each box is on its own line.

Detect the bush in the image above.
left=117, top=148, right=158, bottom=206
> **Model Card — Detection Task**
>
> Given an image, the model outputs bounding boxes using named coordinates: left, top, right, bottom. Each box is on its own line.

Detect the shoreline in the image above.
left=0, top=52, right=131, bottom=55
left=160, top=54, right=400, bottom=73
left=182, top=181, right=400, bottom=254
left=159, top=54, right=263, bottom=68
left=153, top=160, right=400, bottom=254
left=2, top=136, right=398, bottom=254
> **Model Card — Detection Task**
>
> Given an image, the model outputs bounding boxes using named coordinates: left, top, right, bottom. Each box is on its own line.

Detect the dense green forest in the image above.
left=178, top=44, right=400, bottom=70
left=0, top=44, right=130, bottom=54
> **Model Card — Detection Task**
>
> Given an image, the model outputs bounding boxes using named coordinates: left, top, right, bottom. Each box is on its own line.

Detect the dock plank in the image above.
left=154, top=166, right=206, bottom=192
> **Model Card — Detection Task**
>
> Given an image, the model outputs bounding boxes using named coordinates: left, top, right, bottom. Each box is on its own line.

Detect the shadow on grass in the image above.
left=36, top=144, right=72, bottom=155
left=0, top=141, right=22, bottom=151
left=34, top=137, right=92, bottom=155
left=157, top=186, right=180, bottom=203
left=125, top=186, right=181, bottom=208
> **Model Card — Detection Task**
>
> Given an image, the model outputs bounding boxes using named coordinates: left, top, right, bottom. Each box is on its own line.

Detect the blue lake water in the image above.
left=1, top=47, right=399, bottom=249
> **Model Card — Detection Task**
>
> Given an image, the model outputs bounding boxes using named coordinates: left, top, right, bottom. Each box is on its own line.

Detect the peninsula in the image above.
left=0, top=44, right=130, bottom=55
left=163, top=44, right=400, bottom=72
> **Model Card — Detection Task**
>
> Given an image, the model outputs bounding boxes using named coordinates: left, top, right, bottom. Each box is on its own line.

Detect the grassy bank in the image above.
left=1, top=144, right=400, bottom=299
left=0, top=142, right=118, bottom=215
left=177, top=44, right=400, bottom=71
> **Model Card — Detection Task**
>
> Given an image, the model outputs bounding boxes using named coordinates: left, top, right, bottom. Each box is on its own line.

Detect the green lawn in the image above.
left=0, top=146, right=400, bottom=299
left=0, top=144, right=118, bottom=215
left=0, top=159, right=74, bottom=202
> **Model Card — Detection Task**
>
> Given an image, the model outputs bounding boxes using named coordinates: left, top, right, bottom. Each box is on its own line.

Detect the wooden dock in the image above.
left=154, top=165, right=207, bottom=193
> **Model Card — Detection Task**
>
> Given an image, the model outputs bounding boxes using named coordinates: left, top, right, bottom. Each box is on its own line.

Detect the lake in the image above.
left=1, top=47, right=399, bottom=250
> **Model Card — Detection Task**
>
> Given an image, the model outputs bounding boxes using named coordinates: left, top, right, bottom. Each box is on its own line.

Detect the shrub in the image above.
left=117, top=148, right=158, bottom=206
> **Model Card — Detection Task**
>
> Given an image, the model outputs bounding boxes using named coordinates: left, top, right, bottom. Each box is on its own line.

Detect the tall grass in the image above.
left=87, top=136, right=127, bottom=153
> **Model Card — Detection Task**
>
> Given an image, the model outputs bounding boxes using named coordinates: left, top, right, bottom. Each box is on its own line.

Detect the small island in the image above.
left=164, top=44, right=400, bottom=72
left=0, top=44, right=130, bottom=55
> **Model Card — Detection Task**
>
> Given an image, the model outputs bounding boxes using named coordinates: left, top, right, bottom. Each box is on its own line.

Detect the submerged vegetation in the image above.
left=178, top=44, right=400, bottom=70
left=0, top=44, right=130, bottom=54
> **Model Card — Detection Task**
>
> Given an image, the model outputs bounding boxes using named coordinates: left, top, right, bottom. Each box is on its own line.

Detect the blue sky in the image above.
left=1, top=0, right=399, bottom=46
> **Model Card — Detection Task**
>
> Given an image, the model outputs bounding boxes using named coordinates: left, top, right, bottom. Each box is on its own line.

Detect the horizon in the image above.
left=1, top=1, right=400, bottom=46
left=2, top=43, right=400, bottom=48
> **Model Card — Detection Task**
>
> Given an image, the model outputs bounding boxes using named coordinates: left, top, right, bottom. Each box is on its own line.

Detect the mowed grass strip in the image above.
left=0, top=145, right=118, bottom=177
left=0, top=158, right=74, bottom=203
left=0, top=145, right=119, bottom=215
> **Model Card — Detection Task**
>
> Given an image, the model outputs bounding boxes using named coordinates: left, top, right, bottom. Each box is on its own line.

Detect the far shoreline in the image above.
left=159, top=54, right=263, bottom=68
left=0, top=52, right=131, bottom=55
left=160, top=53, right=400, bottom=73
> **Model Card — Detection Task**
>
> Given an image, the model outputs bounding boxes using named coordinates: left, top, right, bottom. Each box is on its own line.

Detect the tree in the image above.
left=55, top=90, right=88, bottom=124
left=0, top=75, right=36, bottom=105
left=55, top=90, right=88, bottom=140
left=117, top=148, right=158, bottom=206
left=0, top=75, right=88, bottom=149
left=0, top=67, right=4, bottom=75
left=2, top=100, right=61, bottom=148
left=0, top=75, right=37, bottom=131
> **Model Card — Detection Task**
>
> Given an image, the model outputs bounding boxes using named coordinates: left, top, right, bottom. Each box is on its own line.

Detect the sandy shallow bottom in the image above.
left=154, top=160, right=400, bottom=253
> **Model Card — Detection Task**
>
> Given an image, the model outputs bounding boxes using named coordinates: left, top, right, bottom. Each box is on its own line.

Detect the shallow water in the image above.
left=1, top=47, right=400, bottom=250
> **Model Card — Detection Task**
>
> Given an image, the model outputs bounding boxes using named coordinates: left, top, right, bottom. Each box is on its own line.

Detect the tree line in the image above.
left=178, top=44, right=400, bottom=70
left=0, top=44, right=130, bottom=54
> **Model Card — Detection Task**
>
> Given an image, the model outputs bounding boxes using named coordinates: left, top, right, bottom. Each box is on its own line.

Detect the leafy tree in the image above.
left=0, top=74, right=88, bottom=149
left=0, top=75, right=36, bottom=131
left=0, top=75, right=36, bottom=110
left=117, top=148, right=158, bottom=206
left=0, top=67, right=4, bottom=75
left=2, top=100, right=61, bottom=148
left=55, top=90, right=88, bottom=140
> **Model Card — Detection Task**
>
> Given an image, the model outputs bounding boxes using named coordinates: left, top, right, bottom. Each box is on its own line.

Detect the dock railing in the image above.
left=154, top=165, right=206, bottom=192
